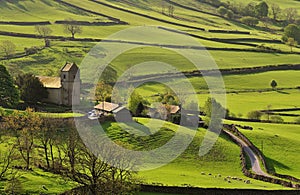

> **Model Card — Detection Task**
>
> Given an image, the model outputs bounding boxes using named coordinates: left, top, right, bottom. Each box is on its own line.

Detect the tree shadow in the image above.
left=276, top=90, right=290, bottom=94
left=265, top=156, right=290, bottom=173
left=119, top=121, right=152, bottom=136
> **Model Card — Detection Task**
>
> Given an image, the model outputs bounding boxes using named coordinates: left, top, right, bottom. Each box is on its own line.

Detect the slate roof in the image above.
left=38, top=76, right=61, bottom=89
left=169, top=105, right=180, bottom=114
left=61, top=62, right=77, bottom=72
left=94, top=102, right=120, bottom=112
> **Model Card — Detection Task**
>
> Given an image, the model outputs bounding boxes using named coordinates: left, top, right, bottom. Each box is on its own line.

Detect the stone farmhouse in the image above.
left=38, top=62, right=81, bottom=106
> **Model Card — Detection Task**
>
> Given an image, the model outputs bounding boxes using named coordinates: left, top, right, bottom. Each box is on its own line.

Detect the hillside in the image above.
left=0, top=0, right=300, bottom=194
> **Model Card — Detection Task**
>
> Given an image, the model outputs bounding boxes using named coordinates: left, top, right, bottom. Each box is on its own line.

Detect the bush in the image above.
left=247, top=111, right=262, bottom=120
left=240, top=16, right=259, bottom=26
left=226, top=10, right=234, bottom=19
left=4, top=177, right=23, bottom=194
left=217, top=6, right=228, bottom=16
left=282, top=24, right=300, bottom=43
left=24, top=46, right=39, bottom=55
left=295, top=117, right=300, bottom=124
left=270, top=115, right=284, bottom=123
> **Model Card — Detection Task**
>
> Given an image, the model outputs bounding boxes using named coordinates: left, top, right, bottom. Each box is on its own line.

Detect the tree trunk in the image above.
left=50, top=144, right=54, bottom=169
left=26, top=150, right=30, bottom=170
left=44, top=145, right=50, bottom=169
left=45, top=39, right=50, bottom=47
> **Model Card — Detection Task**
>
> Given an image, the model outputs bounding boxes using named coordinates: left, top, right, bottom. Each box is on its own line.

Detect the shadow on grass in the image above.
left=276, top=90, right=290, bottom=94
left=265, top=156, right=290, bottom=173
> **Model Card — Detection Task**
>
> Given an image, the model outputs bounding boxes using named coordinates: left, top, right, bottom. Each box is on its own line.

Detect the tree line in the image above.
left=0, top=64, right=49, bottom=107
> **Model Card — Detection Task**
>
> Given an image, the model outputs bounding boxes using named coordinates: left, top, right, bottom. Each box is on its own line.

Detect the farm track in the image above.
left=223, top=126, right=300, bottom=188
left=224, top=130, right=270, bottom=177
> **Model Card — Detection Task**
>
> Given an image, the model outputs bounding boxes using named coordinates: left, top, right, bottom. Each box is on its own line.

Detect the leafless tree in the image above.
left=35, top=25, right=52, bottom=47
left=284, top=8, right=298, bottom=24
left=286, top=37, right=298, bottom=52
left=5, top=108, right=42, bottom=170
left=271, top=4, right=281, bottom=21
left=0, top=40, right=16, bottom=59
left=168, top=5, right=175, bottom=17
left=63, top=19, right=83, bottom=39
left=0, top=145, right=16, bottom=180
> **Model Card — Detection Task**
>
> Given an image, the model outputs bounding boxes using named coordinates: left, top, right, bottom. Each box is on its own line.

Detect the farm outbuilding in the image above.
left=94, top=101, right=132, bottom=122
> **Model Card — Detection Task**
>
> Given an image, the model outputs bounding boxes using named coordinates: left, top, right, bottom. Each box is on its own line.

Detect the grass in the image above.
left=3, top=108, right=84, bottom=118
left=0, top=0, right=109, bottom=22
left=0, top=0, right=300, bottom=192
left=0, top=40, right=93, bottom=77
left=227, top=121, right=300, bottom=179
left=219, top=0, right=300, bottom=12
left=102, top=118, right=287, bottom=189
left=0, top=35, right=44, bottom=53
left=0, top=138, right=78, bottom=194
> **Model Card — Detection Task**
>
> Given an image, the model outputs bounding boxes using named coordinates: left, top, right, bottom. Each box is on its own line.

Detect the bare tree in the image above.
left=35, top=25, right=52, bottom=47
left=60, top=120, right=139, bottom=194
left=4, top=169, right=23, bottom=194
left=0, top=40, right=16, bottom=59
left=5, top=108, right=42, bottom=170
left=168, top=5, right=175, bottom=17
left=36, top=118, right=58, bottom=169
left=271, top=4, right=281, bottom=21
left=63, top=19, right=82, bottom=39
left=286, top=37, right=298, bottom=52
left=284, top=8, right=298, bottom=24
left=0, top=145, right=16, bottom=180
left=161, top=0, right=166, bottom=14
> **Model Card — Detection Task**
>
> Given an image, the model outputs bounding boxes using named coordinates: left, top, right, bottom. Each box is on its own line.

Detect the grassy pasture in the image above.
left=0, top=24, right=128, bottom=39
left=134, top=70, right=300, bottom=119
left=0, top=138, right=77, bottom=194
left=0, top=0, right=108, bottom=22
left=219, top=0, right=300, bottom=12
left=102, top=118, right=285, bottom=189
left=0, top=40, right=93, bottom=77
left=0, top=0, right=300, bottom=192
left=102, top=47, right=300, bottom=78
left=0, top=35, right=44, bottom=53
left=227, top=121, right=300, bottom=178
left=102, top=0, right=248, bottom=31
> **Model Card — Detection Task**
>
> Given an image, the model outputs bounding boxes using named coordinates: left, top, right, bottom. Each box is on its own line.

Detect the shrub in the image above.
left=24, top=46, right=39, bottom=55
left=270, top=115, right=284, bottom=123
left=240, top=16, right=259, bottom=26
left=282, top=24, right=300, bottom=43
left=247, top=111, right=262, bottom=120
left=226, top=10, right=234, bottom=19
left=217, top=6, right=228, bottom=16
left=295, top=117, right=300, bottom=124
left=4, top=177, right=23, bottom=194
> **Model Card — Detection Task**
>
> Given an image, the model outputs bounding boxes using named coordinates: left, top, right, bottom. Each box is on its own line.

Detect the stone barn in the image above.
left=38, top=62, right=81, bottom=106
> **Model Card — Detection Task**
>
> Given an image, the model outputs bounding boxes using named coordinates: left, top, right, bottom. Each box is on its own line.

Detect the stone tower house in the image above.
left=60, top=63, right=81, bottom=106
left=38, top=62, right=81, bottom=106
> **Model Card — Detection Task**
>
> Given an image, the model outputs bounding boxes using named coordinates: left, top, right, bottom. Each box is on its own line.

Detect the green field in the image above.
left=228, top=121, right=300, bottom=178
left=1, top=0, right=300, bottom=193
left=0, top=0, right=109, bottom=22
left=103, top=118, right=285, bottom=189
left=0, top=138, right=77, bottom=194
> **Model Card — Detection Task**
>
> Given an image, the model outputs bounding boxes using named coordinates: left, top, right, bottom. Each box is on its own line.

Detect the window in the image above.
left=63, top=74, right=66, bottom=79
